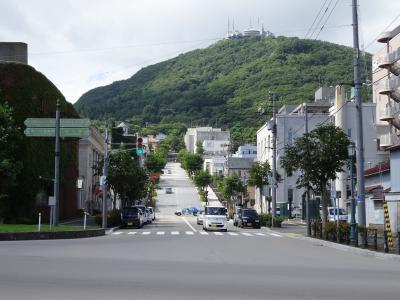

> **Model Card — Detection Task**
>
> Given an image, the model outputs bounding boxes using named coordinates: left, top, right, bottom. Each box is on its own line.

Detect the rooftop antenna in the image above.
left=228, top=17, right=230, bottom=35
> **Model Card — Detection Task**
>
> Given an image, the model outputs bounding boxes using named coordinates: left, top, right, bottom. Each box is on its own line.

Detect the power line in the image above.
left=364, top=12, right=400, bottom=50
left=314, top=0, right=340, bottom=40
left=309, top=0, right=334, bottom=39
left=305, top=0, right=329, bottom=38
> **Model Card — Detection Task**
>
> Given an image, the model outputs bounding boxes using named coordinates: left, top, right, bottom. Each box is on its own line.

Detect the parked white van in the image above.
left=203, top=206, right=228, bottom=232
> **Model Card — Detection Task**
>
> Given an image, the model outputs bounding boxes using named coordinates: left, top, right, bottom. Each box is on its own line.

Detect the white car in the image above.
left=148, top=207, right=155, bottom=221
left=327, top=207, right=348, bottom=221
left=197, top=211, right=204, bottom=225
left=203, top=206, right=228, bottom=232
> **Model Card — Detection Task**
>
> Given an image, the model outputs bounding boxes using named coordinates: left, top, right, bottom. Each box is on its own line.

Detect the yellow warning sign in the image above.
left=383, top=200, right=393, bottom=251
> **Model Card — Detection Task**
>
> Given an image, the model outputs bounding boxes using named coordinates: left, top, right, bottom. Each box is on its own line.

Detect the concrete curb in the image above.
left=0, top=229, right=105, bottom=241
left=264, top=227, right=400, bottom=262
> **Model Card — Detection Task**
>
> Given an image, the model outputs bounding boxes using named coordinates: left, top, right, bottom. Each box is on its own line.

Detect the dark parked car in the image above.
left=237, top=209, right=261, bottom=228
left=120, top=207, right=144, bottom=228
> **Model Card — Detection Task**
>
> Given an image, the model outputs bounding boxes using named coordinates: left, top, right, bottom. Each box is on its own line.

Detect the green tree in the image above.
left=195, top=141, right=204, bottom=155
left=105, top=148, right=149, bottom=207
left=248, top=161, right=270, bottom=212
left=144, top=152, right=167, bottom=174
left=221, top=173, right=244, bottom=210
left=0, top=103, right=22, bottom=215
left=193, top=170, right=212, bottom=191
left=280, top=124, right=350, bottom=226
left=182, top=153, right=203, bottom=176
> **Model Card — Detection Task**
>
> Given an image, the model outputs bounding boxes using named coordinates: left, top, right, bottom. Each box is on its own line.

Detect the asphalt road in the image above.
left=1, top=162, right=399, bottom=300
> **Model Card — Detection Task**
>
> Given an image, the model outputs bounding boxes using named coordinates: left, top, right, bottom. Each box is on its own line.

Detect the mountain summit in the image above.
left=74, top=36, right=370, bottom=139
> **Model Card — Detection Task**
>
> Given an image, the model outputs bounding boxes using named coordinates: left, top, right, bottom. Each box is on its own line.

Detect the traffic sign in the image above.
left=24, top=127, right=90, bottom=138
left=24, top=118, right=91, bottom=128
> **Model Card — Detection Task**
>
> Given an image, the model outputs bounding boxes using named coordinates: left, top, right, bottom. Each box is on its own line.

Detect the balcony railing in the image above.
left=377, top=77, right=400, bottom=102
left=377, top=48, right=400, bottom=76
left=379, top=106, right=396, bottom=121
left=379, top=133, right=395, bottom=148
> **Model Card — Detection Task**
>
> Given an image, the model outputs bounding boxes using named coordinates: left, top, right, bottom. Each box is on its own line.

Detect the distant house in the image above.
left=184, top=127, right=230, bottom=154
left=116, top=122, right=130, bottom=136
left=225, top=157, right=255, bottom=182
left=232, top=144, right=257, bottom=158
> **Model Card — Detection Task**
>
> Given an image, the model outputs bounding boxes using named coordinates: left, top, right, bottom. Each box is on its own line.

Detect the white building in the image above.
left=256, top=99, right=331, bottom=214
left=232, top=144, right=257, bottom=158
left=78, top=126, right=108, bottom=213
left=204, top=156, right=226, bottom=176
left=184, top=127, right=230, bottom=154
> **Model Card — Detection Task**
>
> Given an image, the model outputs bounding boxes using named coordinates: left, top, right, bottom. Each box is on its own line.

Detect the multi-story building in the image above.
left=78, top=126, right=106, bottom=213
left=256, top=88, right=332, bottom=214
left=232, top=144, right=257, bottom=158
left=184, top=127, right=230, bottom=154
left=373, top=25, right=400, bottom=149
left=204, top=156, right=226, bottom=176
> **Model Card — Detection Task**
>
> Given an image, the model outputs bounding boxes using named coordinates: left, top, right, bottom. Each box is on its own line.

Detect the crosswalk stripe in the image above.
left=228, top=232, right=239, bottom=236
left=171, top=231, right=179, bottom=235
left=156, top=231, right=165, bottom=235
left=199, top=231, right=209, bottom=235
left=214, top=232, right=224, bottom=236
left=185, top=231, right=194, bottom=235
left=268, top=233, right=282, bottom=237
left=127, top=232, right=137, bottom=235
left=254, top=233, right=266, bottom=236
left=112, top=232, right=123, bottom=235
left=241, top=232, right=253, bottom=236
left=142, top=232, right=151, bottom=235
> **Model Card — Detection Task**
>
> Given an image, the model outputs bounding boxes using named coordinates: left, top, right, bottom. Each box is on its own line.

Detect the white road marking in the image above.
left=228, top=232, right=239, bottom=236
left=142, top=232, right=151, bottom=235
left=171, top=231, right=180, bottom=235
left=213, top=232, right=224, bottom=236
left=182, top=216, right=197, bottom=232
left=156, top=231, right=165, bottom=235
left=112, top=232, right=123, bottom=235
left=241, top=232, right=253, bottom=236
left=269, top=233, right=282, bottom=237
left=199, top=231, right=209, bottom=235
left=185, top=231, right=194, bottom=235
left=127, top=232, right=137, bottom=235
left=254, top=233, right=266, bottom=236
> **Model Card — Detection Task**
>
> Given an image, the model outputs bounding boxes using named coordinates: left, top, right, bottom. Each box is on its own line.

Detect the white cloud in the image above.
left=1, top=0, right=399, bottom=103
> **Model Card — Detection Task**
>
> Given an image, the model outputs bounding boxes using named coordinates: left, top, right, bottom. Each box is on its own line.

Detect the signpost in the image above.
left=24, top=100, right=91, bottom=226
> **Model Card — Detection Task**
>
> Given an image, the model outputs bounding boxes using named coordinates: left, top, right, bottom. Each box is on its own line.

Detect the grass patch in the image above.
left=0, top=224, right=99, bottom=233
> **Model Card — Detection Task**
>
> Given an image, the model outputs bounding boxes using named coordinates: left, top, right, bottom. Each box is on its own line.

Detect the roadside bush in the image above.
left=324, top=221, right=336, bottom=240
left=339, top=221, right=351, bottom=242
left=274, top=216, right=284, bottom=228
left=94, top=214, right=102, bottom=226
left=259, top=213, right=271, bottom=227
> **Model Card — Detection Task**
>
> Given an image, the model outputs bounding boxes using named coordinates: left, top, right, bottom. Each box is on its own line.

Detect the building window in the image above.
left=347, top=128, right=351, bottom=138
left=288, top=128, right=293, bottom=145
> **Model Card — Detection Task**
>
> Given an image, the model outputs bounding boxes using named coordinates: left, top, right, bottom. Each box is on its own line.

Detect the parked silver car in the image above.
left=197, top=211, right=204, bottom=225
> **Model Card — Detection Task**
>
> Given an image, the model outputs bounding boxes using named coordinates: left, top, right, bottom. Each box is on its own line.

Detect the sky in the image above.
left=1, top=0, right=399, bottom=104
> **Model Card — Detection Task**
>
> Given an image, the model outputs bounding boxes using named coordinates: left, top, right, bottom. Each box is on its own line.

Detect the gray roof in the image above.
left=227, top=157, right=255, bottom=170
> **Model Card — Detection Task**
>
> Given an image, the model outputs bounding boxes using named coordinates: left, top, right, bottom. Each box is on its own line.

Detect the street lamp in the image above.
left=348, top=142, right=358, bottom=244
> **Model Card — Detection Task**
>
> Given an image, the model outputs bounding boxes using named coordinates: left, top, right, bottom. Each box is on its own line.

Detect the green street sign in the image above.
left=24, top=118, right=91, bottom=128
left=24, top=127, right=90, bottom=138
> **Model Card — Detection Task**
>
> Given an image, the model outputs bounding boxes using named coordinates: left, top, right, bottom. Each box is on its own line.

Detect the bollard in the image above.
left=84, top=212, right=87, bottom=230
left=38, top=213, right=42, bottom=232
left=373, top=229, right=378, bottom=251
left=384, top=230, right=389, bottom=253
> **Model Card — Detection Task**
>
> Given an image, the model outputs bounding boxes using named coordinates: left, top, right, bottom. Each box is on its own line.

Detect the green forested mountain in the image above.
left=75, top=36, right=371, bottom=143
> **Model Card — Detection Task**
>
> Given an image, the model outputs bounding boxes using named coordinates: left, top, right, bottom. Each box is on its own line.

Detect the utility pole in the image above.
left=304, top=105, right=311, bottom=236
left=352, top=0, right=366, bottom=241
left=271, top=93, right=277, bottom=227
left=102, top=120, right=109, bottom=229
left=53, top=99, right=61, bottom=226
left=349, top=142, right=357, bottom=244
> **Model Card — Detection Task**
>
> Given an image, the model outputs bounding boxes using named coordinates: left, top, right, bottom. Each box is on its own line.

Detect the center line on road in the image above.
left=241, top=232, right=253, bottom=236
left=171, top=231, right=179, bottom=235
left=112, top=232, right=123, bottom=235
left=185, top=231, right=194, bottom=235
left=228, top=232, right=239, bottom=236
left=127, top=232, right=137, bottom=235
left=156, top=232, right=165, bottom=235
left=182, top=216, right=197, bottom=232
left=142, top=232, right=151, bottom=235
left=199, top=231, right=209, bottom=235
left=254, top=233, right=266, bottom=236
left=214, top=232, right=224, bottom=236
left=269, top=233, right=282, bottom=237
